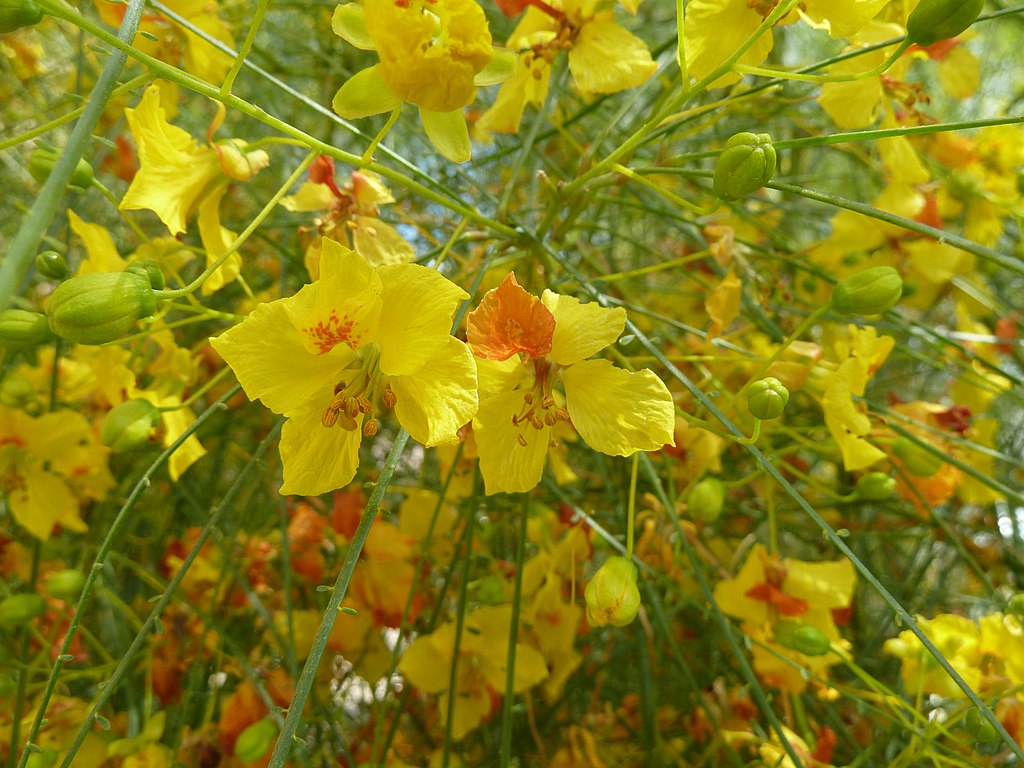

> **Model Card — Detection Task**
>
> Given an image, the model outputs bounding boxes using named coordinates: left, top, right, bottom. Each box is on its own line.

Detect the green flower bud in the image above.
left=125, top=259, right=166, bottom=291
left=585, top=555, right=641, bottom=628
left=0, top=0, right=44, bottom=33
left=476, top=574, right=507, bottom=605
left=24, top=748, right=58, bottom=768
left=234, top=719, right=277, bottom=763
left=0, top=593, right=46, bottom=628
left=963, top=707, right=1000, bottom=744
left=906, top=0, right=984, bottom=47
left=101, top=399, right=160, bottom=453
left=713, top=132, right=777, bottom=202
left=688, top=477, right=726, bottom=523
left=28, top=146, right=94, bottom=191
left=774, top=621, right=832, bottom=656
left=1007, top=593, right=1024, bottom=618
left=0, top=371, right=36, bottom=408
left=45, top=271, right=156, bottom=345
left=34, top=250, right=68, bottom=280
left=747, top=377, right=790, bottom=420
left=831, top=266, right=903, bottom=315
left=0, top=309, right=55, bottom=350
left=855, top=472, right=896, bottom=501
left=892, top=437, right=943, bottom=477
left=45, top=569, right=87, bottom=601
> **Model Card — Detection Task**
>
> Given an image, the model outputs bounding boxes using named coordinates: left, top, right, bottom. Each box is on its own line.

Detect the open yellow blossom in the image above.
left=120, top=84, right=270, bottom=294
left=477, top=0, right=656, bottom=135
left=210, top=238, right=478, bottom=496
left=332, top=0, right=512, bottom=162
left=467, top=273, right=675, bottom=495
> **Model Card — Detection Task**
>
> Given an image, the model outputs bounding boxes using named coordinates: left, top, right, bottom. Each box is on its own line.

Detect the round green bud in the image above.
left=831, top=266, right=903, bottom=315
left=585, top=555, right=641, bottom=628
left=45, top=270, right=156, bottom=345
left=906, top=0, right=984, bottom=47
left=713, top=132, right=777, bottom=202
left=476, top=574, right=507, bottom=605
left=234, top=719, right=277, bottom=763
left=963, top=707, right=1000, bottom=744
left=0, top=309, right=55, bottom=350
left=747, top=377, right=790, bottom=420
left=892, top=437, right=943, bottom=477
left=774, top=621, right=832, bottom=656
left=0, top=0, right=44, bottom=33
left=45, top=569, right=87, bottom=601
left=855, top=472, right=896, bottom=501
left=24, top=748, right=58, bottom=768
left=688, top=477, right=726, bottom=523
left=0, top=371, right=36, bottom=408
left=125, top=259, right=166, bottom=291
left=34, top=250, right=68, bottom=281
left=1007, top=593, right=1024, bottom=618
left=101, top=399, right=160, bottom=453
left=28, top=146, right=94, bottom=191
left=0, top=593, right=46, bottom=628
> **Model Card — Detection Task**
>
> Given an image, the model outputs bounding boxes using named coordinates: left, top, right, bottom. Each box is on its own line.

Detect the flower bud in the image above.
left=906, top=0, right=984, bottom=47
left=216, top=140, right=270, bottom=182
left=0, top=371, right=35, bottom=408
left=125, top=259, right=165, bottom=290
left=713, top=132, right=776, bottom=202
left=234, top=719, right=277, bottom=762
left=28, top=146, right=94, bottom=191
left=585, top=555, right=641, bottom=628
left=24, top=747, right=58, bottom=768
left=0, top=309, right=55, bottom=350
left=101, top=399, right=160, bottom=453
left=855, top=472, right=896, bottom=501
left=0, top=593, right=46, bottom=628
left=0, top=0, right=44, bottom=34
left=688, top=477, right=726, bottom=522
left=1007, top=593, right=1024, bottom=618
left=831, top=266, right=903, bottom=315
left=45, top=569, right=87, bottom=601
left=747, top=377, right=790, bottom=420
left=34, top=250, right=68, bottom=280
left=774, top=621, right=832, bottom=656
left=963, top=707, right=1000, bottom=744
left=45, top=271, right=156, bottom=345
left=891, top=437, right=943, bottom=477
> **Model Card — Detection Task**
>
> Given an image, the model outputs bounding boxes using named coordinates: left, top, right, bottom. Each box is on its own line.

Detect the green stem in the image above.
left=265, top=429, right=411, bottom=768
left=362, top=106, right=402, bottom=164
left=733, top=40, right=911, bottom=83
left=0, top=0, right=145, bottom=312
left=626, top=453, right=638, bottom=559
left=219, top=0, right=271, bottom=96
left=499, top=495, right=530, bottom=768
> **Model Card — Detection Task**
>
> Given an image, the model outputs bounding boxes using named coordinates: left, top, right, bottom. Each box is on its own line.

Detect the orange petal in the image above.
left=467, top=273, right=555, bottom=361
left=743, top=582, right=809, bottom=617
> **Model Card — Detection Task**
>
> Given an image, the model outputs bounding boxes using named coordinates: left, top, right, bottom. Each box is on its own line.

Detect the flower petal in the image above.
left=352, top=217, right=415, bottom=267
left=279, top=399, right=363, bottom=496
left=10, top=464, right=82, bottom=541
left=196, top=183, right=242, bottom=295
left=210, top=289, right=351, bottom=416
left=420, top=108, right=472, bottom=163
left=390, top=336, right=478, bottom=446
left=541, top=290, right=625, bottom=365
left=375, top=263, right=468, bottom=376
left=474, top=390, right=550, bottom=494
left=332, top=66, right=401, bottom=119
left=561, top=359, right=675, bottom=455
left=332, top=3, right=375, bottom=50
left=468, top=273, right=555, bottom=361
left=568, top=17, right=655, bottom=95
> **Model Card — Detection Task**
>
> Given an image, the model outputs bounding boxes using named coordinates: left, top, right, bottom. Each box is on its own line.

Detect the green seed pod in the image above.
left=585, top=555, right=641, bottom=628
left=855, top=472, right=896, bottom=501
left=234, top=719, right=277, bottom=763
left=0, top=0, right=44, bottom=33
left=892, top=437, right=943, bottom=477
left=747, top=377, right=790, bottom=420
left=101, top=399, right=161, bottom=453
left=713, top=132, right=777, bottom=202
left=906, top=0, right=984, bottom=47
left=34, top=250, right=68, bottom=280
left=0, top=309, right=55, bottom=350
left=688, top=477, right=726, bottom=523
left=45, top=569, right=87, bottom=601
left=0, top=593, right=46, bottom=628
left=1006, top=593, right=1024, bottom=618
left=45, top=271, right=156, bottom=345
left=963, top=707, right=1000, bottom=744
left=831, top=266, right=903, bottom=315
left=125, top=259, right=166, bottom=291
left=774, top=621, right=832, bottom=656
left=27, top=146, right=94, bottom=191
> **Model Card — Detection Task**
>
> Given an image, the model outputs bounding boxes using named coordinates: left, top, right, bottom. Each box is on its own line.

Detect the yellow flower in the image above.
left=399, top=604, right=548, bottom=740
left=884, top=613, right=984, bottom=698
left=0, top=405, right=113, bottom=540
left=120, top=84, right=270, bottom=294
left=466, top=273, right=675, bottom=495
left=210, top=238, right=478, bottom=496
left=332, top=0, right=509, bottom=162
left=477, top=0, right=655, bottom=135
